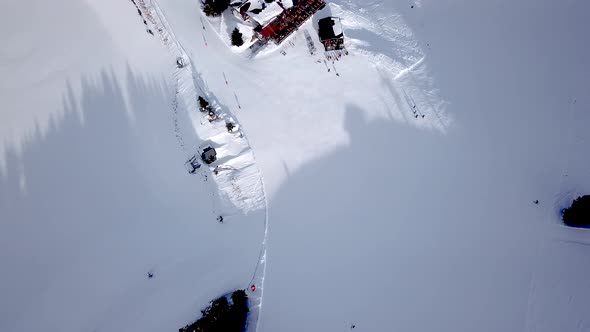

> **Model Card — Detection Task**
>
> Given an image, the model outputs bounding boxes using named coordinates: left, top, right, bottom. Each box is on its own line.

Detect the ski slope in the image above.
left=1, top=0, right=590, bottom=331
left=0, top=0, right=265, bottom=331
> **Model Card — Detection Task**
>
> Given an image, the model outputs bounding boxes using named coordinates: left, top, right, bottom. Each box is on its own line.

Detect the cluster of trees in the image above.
left=199, top=96, right=220, bottom=122
left=200, top=0, right=245, bottom=46
left=202, top=0, right=230, bottom=17
left=562, top=195, right=590, bottom=228
left=198, top=96, right=213, bottom=113
left=179, top=290, right=249, bottom=332
left=231, top=28, right=244, bottom=47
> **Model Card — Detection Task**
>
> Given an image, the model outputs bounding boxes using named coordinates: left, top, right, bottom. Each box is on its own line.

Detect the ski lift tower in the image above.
left=185, top=155, right=201, bottom=174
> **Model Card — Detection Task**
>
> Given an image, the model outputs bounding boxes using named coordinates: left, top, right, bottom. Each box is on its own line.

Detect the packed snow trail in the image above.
left=135, top=0, right=269, bottom=330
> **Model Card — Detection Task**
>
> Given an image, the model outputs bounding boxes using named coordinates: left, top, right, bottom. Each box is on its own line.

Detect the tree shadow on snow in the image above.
left=262, top=103, right=460, bottom=331
left=0, top=67, right=262, bottom=332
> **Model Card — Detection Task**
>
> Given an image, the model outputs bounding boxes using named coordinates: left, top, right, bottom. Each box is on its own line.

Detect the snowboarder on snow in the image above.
left=533, top=200, right=539, bottom=204
left=217, top=216, right=224, bottom=223
left=148, top=272, right=154, bottom=279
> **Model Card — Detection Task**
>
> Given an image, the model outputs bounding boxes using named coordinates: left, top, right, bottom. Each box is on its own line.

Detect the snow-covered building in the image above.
left=234, top=0, right=325, bottom=44
left=318, top=16, right=344, bottom=50
left=318, top=16, right=347, bottom=59
left=237, top=0, right=292, bottom=27
left=201, top=145, right=217, bottom=164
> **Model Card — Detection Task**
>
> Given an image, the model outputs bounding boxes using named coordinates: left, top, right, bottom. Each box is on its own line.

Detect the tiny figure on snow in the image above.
left=148, top=272, right=154, bottom=279
left=533, top=200, right=539, bottom=205
left=176, top=57, right=186, bottom=68
left=350, top=323, right=356, bottom=329
left=217, top=215, right=224, bottom=223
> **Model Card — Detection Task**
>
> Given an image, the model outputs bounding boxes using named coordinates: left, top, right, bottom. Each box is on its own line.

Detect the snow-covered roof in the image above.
left=318, top=17, right=344, bottom=41
left=279, top=0, right=294, bottom=9
left=240, top=0, right=285, bottom=27
left=332, top=19, right=343, bottom=36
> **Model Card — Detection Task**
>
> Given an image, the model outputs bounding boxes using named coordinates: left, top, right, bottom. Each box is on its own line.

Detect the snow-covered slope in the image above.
left=1, top=0, right=589, bottom=331
left=0, top=0, right=264, bottom=331
left=154, top=0, right=590, bottom=331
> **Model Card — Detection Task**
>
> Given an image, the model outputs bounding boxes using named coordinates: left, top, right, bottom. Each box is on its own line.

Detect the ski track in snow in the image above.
left=328, top=1, right=451, bottom=131
left=135, top=0, right=269, bottom=330
left=131, top=0, right=451, bottom=329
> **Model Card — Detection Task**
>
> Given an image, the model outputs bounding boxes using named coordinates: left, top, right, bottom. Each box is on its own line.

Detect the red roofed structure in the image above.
left=237, top=0, right=326, bottom=44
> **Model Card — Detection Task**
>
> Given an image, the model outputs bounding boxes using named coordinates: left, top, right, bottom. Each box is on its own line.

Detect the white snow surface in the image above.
left=246, top=1, right=285, bottom=27
left=1, top=0, right=590, bottom=332
left=0, top=0, right=265, bottom=331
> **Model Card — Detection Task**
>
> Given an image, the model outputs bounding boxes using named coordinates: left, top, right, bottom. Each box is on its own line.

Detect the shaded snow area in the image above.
left=1, top=0, right=590, bottom=332
left=0, top=0, right=264, bottom=331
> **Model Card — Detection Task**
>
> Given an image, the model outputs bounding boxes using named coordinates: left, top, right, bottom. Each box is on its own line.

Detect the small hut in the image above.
left=318, top=16, right=345, bottom=51
left=201, top=145, right=217, bottom=164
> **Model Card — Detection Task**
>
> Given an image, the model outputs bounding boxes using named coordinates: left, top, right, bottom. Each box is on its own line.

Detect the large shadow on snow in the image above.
left=0, top=67, right=261, bottom=332
left=261, top=104, right=457, bottom=331
left=260, top=102, right=556, bottom=332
